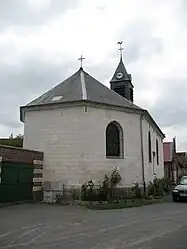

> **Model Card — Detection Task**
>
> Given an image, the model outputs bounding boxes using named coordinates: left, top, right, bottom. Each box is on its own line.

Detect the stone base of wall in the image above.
left=33, top=190, right=43, bottom=202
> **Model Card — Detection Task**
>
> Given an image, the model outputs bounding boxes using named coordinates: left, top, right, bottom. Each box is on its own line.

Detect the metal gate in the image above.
left=0, top=162, right=34, bottom=203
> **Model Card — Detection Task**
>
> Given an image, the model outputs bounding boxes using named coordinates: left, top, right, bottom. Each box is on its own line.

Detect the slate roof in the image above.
left=22, top=66, right=165, bottom=138
left=26, top=67, right=141, bottom=110
left=110, top=57, right=132, bottom=82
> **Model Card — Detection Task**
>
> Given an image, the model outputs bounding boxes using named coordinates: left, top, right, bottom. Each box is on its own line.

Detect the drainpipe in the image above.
left=140, top=113, right=146, bottom=196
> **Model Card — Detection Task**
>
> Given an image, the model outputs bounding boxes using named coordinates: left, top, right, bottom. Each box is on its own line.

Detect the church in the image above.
left=20, top=46, right=165, bottom=189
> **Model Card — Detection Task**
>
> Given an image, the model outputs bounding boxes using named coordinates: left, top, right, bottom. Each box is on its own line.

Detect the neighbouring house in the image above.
left=20, top=53, right=165, bottom=190
left=163, top=140, right=175, bottom=181
left=163, top=137, right=187, bottom=183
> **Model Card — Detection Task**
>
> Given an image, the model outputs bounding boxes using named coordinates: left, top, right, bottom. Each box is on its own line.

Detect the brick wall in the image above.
left=0, top=145, right=43, bottom=163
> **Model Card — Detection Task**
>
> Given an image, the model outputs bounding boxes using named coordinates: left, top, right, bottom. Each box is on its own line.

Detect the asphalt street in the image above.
left=0, top=201, right=187, bottom=249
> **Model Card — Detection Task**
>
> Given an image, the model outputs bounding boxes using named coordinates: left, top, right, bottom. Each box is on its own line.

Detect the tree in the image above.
left=0, top=133, right=23, bottom=148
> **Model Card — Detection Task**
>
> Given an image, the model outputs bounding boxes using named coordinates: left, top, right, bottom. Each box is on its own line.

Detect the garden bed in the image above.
left=85, top=198, right=163, bottom=210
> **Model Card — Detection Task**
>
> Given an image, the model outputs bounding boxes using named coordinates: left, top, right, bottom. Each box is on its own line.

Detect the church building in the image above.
left=20, top=46, right=165, bottom=189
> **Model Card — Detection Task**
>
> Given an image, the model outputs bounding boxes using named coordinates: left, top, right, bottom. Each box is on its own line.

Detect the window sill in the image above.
left=106, top=156, right=124, bottom=159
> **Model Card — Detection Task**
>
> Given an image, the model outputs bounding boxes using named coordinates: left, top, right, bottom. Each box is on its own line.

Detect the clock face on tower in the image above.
left=116, top=72, right=124, bottom=79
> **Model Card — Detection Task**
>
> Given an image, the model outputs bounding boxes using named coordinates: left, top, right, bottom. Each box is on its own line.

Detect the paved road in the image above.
left=0, top=202, right=187, bottom=249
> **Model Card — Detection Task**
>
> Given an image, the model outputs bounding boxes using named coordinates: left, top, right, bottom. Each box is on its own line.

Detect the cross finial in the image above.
left=78, top=55, right=85, bottom=68
left=117, top=41, right=123, bottom=59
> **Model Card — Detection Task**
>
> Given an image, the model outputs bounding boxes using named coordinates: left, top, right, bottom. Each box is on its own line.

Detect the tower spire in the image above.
left=110, top=41, right=134, bottom=103
left=117, top=41, right=123, bottom=60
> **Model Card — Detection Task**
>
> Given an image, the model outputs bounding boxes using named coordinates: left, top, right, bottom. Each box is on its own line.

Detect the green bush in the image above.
left=131, top=183, right=142, bottom=199
left=147, top=177, right=171, bottom=197
left=80, top=167, right=122, bottom=202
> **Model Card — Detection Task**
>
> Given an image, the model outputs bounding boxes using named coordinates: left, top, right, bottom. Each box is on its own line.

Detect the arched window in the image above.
left=156, top=139, right=159, bottom=165
left=148, top=131, right=152, bottom=163
left=106, top=121, right=123, bottom=158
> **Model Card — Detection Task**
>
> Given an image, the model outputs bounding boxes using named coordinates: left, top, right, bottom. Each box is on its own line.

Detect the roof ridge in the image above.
left=80, top=69, right=87, bottom=100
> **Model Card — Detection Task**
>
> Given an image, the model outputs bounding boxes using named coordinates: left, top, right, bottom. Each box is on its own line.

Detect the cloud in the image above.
left=149, top=78, right=187, bottom=127
left=0, top=57, right=75, bottom=133
left=0, top=0, right=79, bottom=30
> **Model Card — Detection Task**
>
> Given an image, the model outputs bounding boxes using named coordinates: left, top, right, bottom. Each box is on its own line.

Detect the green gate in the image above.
left=0, top=162, right=34, bottom=203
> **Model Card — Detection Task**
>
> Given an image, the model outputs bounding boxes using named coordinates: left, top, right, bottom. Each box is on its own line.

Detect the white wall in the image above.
left=142, top=118, right=164, bottom=183
left=23, top=105, right=164, bottom=188
left=23, top=105, right=143, bottom=187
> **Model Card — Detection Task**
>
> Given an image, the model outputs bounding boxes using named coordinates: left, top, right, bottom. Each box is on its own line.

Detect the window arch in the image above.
left=106, top=121, right=123, bottom=158
left=148, top=131, right=152, bottom=163
left=156, top=139, right=159, bottom=165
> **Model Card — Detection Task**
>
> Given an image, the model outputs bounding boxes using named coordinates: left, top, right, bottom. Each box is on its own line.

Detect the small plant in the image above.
left=131, top=183, right=142, bottom=199
left=80, top=180, right=99, bottom=202
left=110, top=167, right=122, bottom=187
left=147, top=178, right=164, bottom=198
left=55, top=193, right=70, bottom=205
left=70, top=187, right=80, bottom=201
left=98, top=167, right=122, bottom=202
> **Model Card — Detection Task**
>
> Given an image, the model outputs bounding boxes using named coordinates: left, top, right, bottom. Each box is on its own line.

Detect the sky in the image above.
left=0, top=0, right=187, bottom=150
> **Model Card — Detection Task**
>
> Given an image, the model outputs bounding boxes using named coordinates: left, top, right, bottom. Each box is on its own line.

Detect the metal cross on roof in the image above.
left=78, top=55, right=85, bottom=68
left=117, top=41, right=123, bottom=58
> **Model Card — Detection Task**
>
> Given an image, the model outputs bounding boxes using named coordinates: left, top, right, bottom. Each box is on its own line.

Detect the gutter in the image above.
left=140, top=113, right=146, bottom=196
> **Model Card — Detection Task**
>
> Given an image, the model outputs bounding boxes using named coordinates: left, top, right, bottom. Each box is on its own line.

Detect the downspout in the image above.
left=140, top=113, right=146, bottom=196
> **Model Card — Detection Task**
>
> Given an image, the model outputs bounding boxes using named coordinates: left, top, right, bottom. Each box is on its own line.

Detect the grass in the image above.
left=85, top=198, right=163, bottom=210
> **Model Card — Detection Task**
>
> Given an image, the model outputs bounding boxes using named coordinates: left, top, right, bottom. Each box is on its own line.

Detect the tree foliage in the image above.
left=0, top=133, right=23, bottom=148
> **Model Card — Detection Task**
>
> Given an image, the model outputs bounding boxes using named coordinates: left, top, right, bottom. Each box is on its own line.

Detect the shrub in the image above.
left=110, top=167, right=122, bottom=186
left=98, top=167, right=122, bottom=202
left=80, top=180, right=103, bottom=202
left=159, top=177, right=173, bottom=194
left=55, top=193, right=72, bottom=205
left=70, top=188, right=80, bottom=200
left=131, top=183, right=142, bottom=199
left=147, top=178, right=166, bottom=197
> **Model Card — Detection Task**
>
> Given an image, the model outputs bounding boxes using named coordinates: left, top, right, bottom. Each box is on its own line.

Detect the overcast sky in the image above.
left=0, top=0, right=187, bottom=150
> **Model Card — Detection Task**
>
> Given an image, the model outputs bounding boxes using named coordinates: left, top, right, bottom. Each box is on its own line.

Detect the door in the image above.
left=0, top=162, right=34, bottom=203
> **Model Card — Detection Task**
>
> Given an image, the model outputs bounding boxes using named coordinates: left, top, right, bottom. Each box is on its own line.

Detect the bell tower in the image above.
left=110, top=41, right=134, bottom=102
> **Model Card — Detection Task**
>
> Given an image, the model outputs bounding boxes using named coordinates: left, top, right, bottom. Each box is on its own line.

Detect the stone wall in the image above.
left=23, top=104, right=164, bottom=189
left=142, top=118, right=164, bottom=183
left=23, top=105, right=140, bottom=187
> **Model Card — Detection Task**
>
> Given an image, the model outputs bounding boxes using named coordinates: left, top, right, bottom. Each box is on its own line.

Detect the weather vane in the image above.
left=78, top=55, right=85, bottom=68
left=117, top=41, right=123, bottom=58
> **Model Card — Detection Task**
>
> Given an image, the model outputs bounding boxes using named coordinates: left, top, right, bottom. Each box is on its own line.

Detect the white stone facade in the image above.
left=23, top=104, right=164, bottom=187
left=142, top=118, right=164, bottom=183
